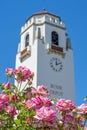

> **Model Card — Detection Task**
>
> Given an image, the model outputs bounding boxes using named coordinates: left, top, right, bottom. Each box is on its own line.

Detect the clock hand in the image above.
left=55, top=61, right=61, bottom=65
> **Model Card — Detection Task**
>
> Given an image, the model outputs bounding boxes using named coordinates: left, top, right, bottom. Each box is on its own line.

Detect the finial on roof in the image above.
left=42, top=8, right=46, bottom=11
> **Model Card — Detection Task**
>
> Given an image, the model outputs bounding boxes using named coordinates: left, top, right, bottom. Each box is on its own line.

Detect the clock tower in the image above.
left=15, top=11, right=75, bottom=101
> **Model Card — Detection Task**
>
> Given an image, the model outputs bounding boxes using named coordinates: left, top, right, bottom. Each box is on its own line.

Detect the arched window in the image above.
left=51, top=31, right=58, bottom=46
left=25, top=34, right=29, bottom=47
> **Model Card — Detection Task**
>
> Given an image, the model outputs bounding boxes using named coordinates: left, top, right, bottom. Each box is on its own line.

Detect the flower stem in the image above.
left=19, top=81, right=22, bottom=91
left=42, top=121, right=45, bottom=130
left=22, top=81, right=28, bottom=91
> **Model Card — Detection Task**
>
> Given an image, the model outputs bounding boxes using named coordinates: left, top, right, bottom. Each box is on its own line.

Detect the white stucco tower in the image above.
left=16, top=11, right=75, bottom=101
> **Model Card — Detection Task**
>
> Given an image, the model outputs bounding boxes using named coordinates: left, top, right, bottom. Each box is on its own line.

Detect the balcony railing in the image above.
left=20, top=46, right=31, bottom=62
left=51, top=44, right=63, bottom=52
left=46, top=43, right=65, bottom=57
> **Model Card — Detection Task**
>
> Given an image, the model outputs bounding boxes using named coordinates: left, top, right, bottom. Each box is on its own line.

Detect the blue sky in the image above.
left=0, top=0, right=87, bottom=106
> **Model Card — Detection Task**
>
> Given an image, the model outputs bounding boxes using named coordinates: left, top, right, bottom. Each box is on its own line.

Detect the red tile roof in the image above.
left=26, top=10, right=61, bottom=22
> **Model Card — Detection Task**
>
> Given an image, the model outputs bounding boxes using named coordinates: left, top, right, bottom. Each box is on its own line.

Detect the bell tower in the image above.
left=16, top=11, right=75, bottom=101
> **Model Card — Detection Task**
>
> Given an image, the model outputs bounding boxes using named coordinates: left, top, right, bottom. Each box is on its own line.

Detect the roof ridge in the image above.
left=26, top=11, right=61, bottom=23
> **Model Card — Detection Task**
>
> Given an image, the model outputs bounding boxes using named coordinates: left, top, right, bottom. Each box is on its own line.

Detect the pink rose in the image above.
left=56, top=99, right=75, bottom=113
left=6, top=106, right=17, bottom=116
left=14, top=66, right=33, bottom=82
left=25, top=99, right=36, bottom=110
left=25, top=96, right=53, bottom=110
left=77, top=104, right=87, bottom=115
left=0, top=94, right=9, bottom=104
left=0, top=102, right=3, bottom=112
left=31, top=96, right=44, bottom=109
left=62, top=113, right=75, bottom=124
left=31, top=96, right=53, bottom=108
left=5, top=67, right=13, bottom=77
left=34, top=106, right=56, bottom=124
left=61, top=113, right=84, bottom=129
left=3, top=82, right=11, bottom=89
left=0, top=95, right=10, bottom=111
left=31, top=85, right=49, bottom=96
left=30, top=71, right=34, bottom=78
left=11, top=93, right=20, bottom=102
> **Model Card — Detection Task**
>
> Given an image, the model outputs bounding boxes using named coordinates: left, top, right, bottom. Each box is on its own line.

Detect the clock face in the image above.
left=50, top=57, right=63, bottom=72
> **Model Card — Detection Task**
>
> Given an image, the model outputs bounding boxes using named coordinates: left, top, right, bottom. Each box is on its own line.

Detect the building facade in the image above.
left=15, top=11, right=75, bottom=101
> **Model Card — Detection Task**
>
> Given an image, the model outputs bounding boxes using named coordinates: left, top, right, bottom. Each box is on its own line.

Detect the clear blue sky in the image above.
left=0, top=0, right=87, bottom=106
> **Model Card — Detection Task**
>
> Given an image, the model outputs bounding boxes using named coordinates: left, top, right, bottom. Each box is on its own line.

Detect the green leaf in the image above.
left=0, top=82, right=2, bottom=86
left=11, top=84, right=17, bottom=89
left=18, top=91, right=24, bottom=97
left=29, top=110, right=36, bottom=118
left=76, top=124, right=83, bottom=130
left=9, top=93, right=13, bottom=98
left=52, top=98, right=58, bottom=101
left=84, top=96, right=87, bottom=101
left=2, top=89, right=12, bottom=94
left=14, top=119, right=21, bottom=125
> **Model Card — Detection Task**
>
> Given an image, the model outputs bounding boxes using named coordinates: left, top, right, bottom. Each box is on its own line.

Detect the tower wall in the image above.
left=15, top=11, right=75, bottom=101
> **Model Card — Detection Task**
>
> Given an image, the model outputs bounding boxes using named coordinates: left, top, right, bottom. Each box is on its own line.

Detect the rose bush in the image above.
left=0, top=66, right=87, bottom=130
